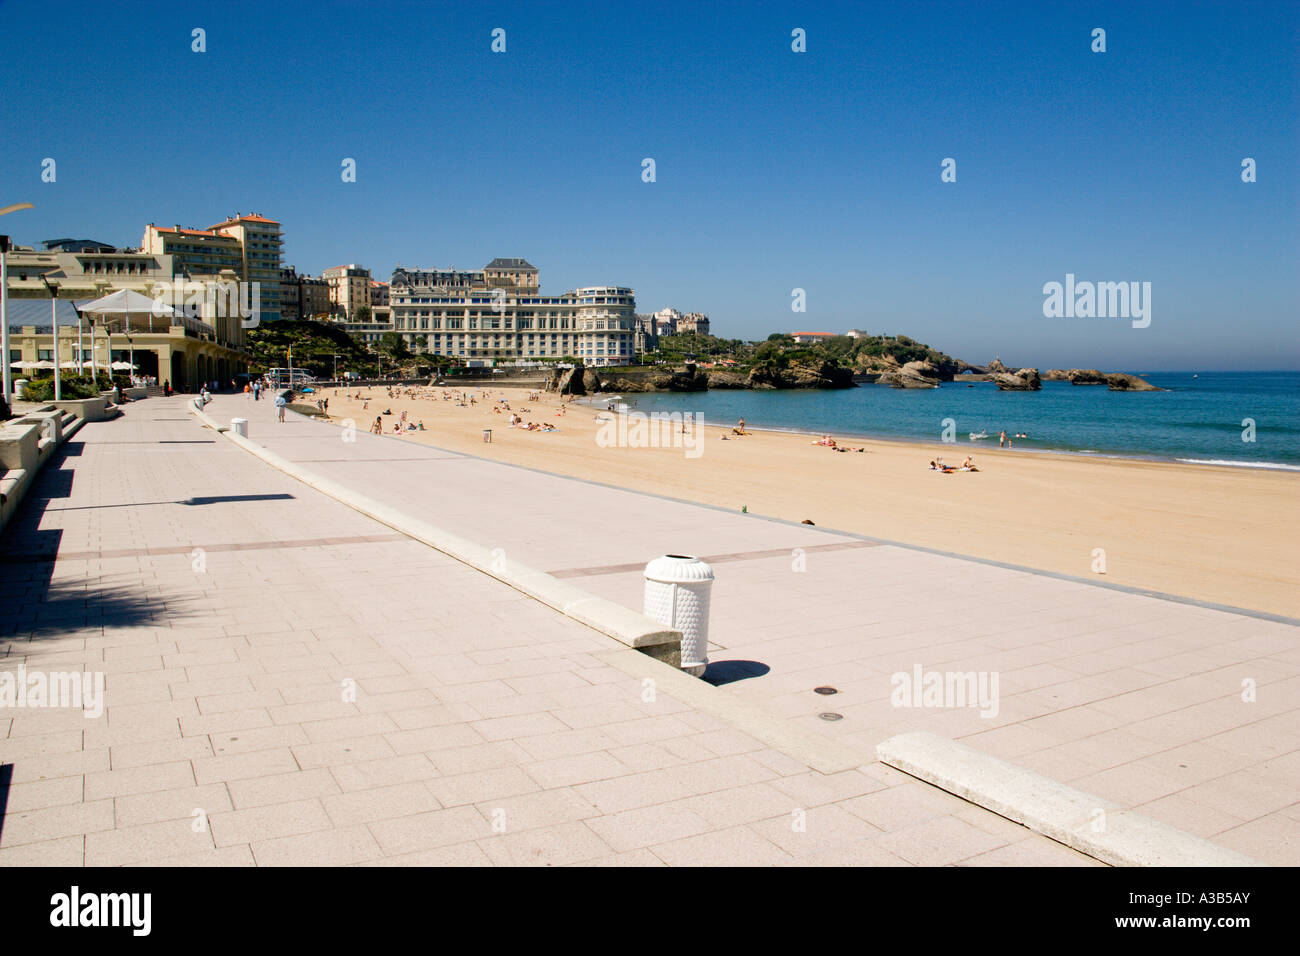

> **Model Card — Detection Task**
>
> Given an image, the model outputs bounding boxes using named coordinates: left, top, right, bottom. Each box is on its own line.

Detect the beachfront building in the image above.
left=336, top=309, right=393, bottom=347
left=648, top=307, right=711, bottom=338
left=208, top=214, right=284, bottom=322
left=3, top=243, right=250, bottom=389
left=300, top=274, right=330, bottom=319
left=633, top=313, right=658, bottom=352
left=679, top=312, right=710, bottom=335
left=142, top=223, right=244, bottom=276
left=791, top=331, right=838, bottom=344
left=142, top=213, right=284, bottom=322
left=651, top=307, right=682, bottom=337
left=388, top=259, right=636, bottom=366
left=279, top=266, right=341, bottom=321
left=279, top=266, right=301, bottom=320
left=322, top=264, right=371, bottom=319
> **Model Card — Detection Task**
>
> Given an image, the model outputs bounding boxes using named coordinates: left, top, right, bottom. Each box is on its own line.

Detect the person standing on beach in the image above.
left=999, top=430, right=1006, bottom=448
left=275, top=392, right=287, bottom=422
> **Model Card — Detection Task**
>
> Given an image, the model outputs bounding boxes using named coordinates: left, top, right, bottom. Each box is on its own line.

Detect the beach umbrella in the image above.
left=34, top=360, right=55, bottom=370
left=110, top=361, right=137, bottom=371
left=10, top=359, right=41, bottom=369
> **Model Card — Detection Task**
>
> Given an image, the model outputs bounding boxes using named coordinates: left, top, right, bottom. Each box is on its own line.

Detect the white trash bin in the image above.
left=230, top=417, right=248, bottom=438
left=643, top=554, right=714, bottom=677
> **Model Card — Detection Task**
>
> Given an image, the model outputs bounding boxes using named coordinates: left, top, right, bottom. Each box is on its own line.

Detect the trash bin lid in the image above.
left=644, top=554, right=714, bottom=584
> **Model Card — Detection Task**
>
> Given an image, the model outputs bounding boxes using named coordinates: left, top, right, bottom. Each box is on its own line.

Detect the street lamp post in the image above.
left=1, top=234, right=11, bottom=406
left=40, top=275, right=60, bottom=401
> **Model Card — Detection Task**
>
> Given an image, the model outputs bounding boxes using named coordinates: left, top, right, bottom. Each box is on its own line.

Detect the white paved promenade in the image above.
left=0, top=397, right=1099, bottom=866
left=202, top=392, right=1297, bottom=865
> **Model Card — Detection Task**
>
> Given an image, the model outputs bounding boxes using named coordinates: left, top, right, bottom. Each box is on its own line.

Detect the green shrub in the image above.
left=19, top=375, right=106, bottom=402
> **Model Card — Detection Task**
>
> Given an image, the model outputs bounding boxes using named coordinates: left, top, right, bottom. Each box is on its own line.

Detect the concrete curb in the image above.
left=877, top=731, right=1263, bottom=867
left=189, top=404, right=682, bottom=665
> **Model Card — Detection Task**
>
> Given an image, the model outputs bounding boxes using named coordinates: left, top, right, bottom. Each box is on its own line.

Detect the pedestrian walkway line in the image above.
left=548, top=540, right=881, bottom=579
left=0, top=532, right=407, bottom=564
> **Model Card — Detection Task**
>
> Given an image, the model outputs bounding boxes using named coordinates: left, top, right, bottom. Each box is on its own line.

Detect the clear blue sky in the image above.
left=2, top=0, right=1295, bottom=369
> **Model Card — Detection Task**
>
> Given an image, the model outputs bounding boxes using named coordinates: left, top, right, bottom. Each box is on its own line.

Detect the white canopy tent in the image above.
left=77, top=289, right=173, bottom=380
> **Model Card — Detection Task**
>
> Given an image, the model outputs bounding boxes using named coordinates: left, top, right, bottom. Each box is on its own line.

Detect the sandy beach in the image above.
left=304, top=383, right=1299, bottom=618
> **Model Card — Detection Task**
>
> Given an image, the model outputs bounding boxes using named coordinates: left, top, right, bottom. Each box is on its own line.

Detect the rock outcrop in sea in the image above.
left=1106, top=372, right=1161, bottom=391
left=1041, top=369, right=1160, bottom=390
left=877, top=360, right=942, bottom=389
left=1044, top=368, right=1108, bottom=385
left=993, top=368, right=1042, bottom=391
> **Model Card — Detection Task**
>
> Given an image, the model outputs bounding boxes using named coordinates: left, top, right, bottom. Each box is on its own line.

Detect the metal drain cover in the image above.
left=819, top=712, right=843, bottom=721
left=814, top=686, right=838, bottom=695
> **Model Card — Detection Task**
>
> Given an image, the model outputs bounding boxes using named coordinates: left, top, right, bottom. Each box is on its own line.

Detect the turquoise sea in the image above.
left=603, top=372, right=1300, bottom=470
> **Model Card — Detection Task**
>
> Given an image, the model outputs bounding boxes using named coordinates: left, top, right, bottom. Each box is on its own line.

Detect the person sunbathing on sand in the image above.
left=961, top=456, right=979, bottom=471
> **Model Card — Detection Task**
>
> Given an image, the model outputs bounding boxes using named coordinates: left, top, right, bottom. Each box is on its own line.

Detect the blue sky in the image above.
left=1, top=0, right=1296, bottom=369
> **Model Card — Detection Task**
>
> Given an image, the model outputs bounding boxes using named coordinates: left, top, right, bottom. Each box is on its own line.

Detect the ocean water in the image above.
left=604, top=371, right=1300, bottom=470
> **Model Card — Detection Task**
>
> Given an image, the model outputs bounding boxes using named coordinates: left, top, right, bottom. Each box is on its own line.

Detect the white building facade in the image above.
left=388, top=259, right=636, bottom=366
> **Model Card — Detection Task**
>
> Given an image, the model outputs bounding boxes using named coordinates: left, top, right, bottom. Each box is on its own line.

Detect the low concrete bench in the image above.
left=18, top=411, right=64, bottom=450
left=0, top=466, right=31, bottom=525
left=52, top=396, right=114, bottom=421
left=0, top=420, right=41, bottom=473
left=0, top=410, right=83, bottom=532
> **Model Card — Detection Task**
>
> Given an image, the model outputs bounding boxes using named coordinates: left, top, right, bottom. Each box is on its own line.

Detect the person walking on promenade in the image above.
left=275, top=392, right=287, bottom=422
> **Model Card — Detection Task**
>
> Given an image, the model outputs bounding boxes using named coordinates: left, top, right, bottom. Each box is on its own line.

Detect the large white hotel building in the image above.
left=388, top=258, right=636, bottom=366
